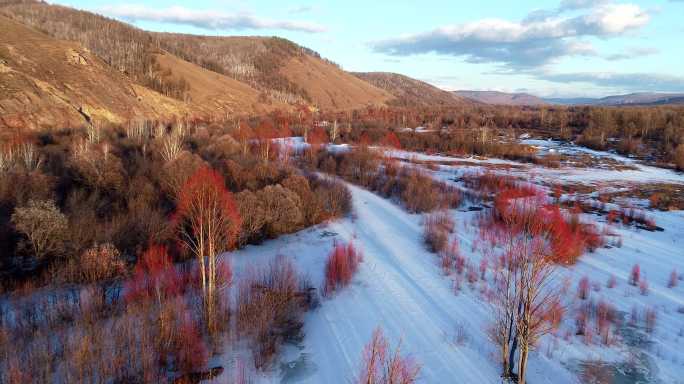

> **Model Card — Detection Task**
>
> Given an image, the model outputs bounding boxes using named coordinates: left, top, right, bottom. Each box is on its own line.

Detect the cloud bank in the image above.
left=371, top=3, right=650, bottom=68
left=98, top=4, right=326, bottom=33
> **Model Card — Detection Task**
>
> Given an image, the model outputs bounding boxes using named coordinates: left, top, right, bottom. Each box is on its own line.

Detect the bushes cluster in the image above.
left=0, top=248, right=316, bottom=382
left=235, top=174, right=351, bottom=245
left=315, top=148, right=461, bottom=213
left=575, top=300, right=618, bottom=345
left=323, top=241, right=363, bottom=296
left=0, top=120, right=352, bottom=382
left=0, top=250, right=212, bottom=383
left=480, top=185, right=604, bottom=264
left=423, top=211, right=455, bottom=254
left=0, top=121, right=350, bottom=290
left=236, top=256, right=315, bottom=369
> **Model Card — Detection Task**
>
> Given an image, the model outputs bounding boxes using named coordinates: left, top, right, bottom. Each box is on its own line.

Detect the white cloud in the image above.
left=288, top=5, right=314, bottom=14
left=98, top=4, right=326, bottom=33
left=559, top=0, right=610, bottom=11
left=576, top=3, right=649, bottom=35
left=371, top=2, right=650, bottom=68
left=605, top=46, right=659, bottom=61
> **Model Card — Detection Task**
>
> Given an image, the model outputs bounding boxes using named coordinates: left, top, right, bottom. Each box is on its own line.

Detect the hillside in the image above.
left=281, top=55, right=391, bottom=110
left=0, top=1, right=391, bottom=114
left=454, top=90, right=548, bottom=106
left=353, top=72, right=470, bottom=107
left=0, top=15, right=189, bottom=130
left=157, top=33, right=392, bottom=110
left=151, top=52, right=277, bottom=114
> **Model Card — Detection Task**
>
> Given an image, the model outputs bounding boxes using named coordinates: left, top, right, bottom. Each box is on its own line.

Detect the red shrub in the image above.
left=630, top=264, right=640, bottom=286
left=482, top=190, right=604, bottom=265
left=596, top=300, right=616, bottom=345
left=423, top=212, right=454, bottom=254
left=323, top=242, right=363, bottom=296
left=466, top=263, right=478, bottom=284
left=575, top=304, right=590, bottom=337
left=668, top=270, right=678, bottom=288
left=545, top=300, right=564, bottom=332
left=479, top=259, right=488, bottom=280
left=381, top=132, right=402, bottom=149
left=463, top=171, right=520, bottom=195
left=639, top=279, right=649, bottom=295
left=125, top=245, right=185, bottom=305
left=578, top=277, right=590, bottom=300
left=176, top=318, right=208, bottom=373
left=644, top=307, right=657, bottom=334
left=440, top=252, right=453, bottom=275
left=355, top=327, right=420, bottom=384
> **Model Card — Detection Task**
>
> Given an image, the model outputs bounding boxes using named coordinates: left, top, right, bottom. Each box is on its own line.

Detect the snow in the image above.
left=211, top=143, right=684, bottom=383
left=389, top=142, right=684, bottom=187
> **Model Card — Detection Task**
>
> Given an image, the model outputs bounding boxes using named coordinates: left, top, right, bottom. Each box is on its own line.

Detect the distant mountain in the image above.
left=453, top=90, right=548, bottom=106
left=594, top=93, right=684, bottom=106
left=354, top=72, right=471, bottom=107
left=544, top=97, right=598, bottom=105
left=545, top=93, right=684, bottom=106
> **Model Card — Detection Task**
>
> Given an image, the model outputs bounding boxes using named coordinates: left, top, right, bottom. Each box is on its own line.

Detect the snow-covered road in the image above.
left=219, top=183, right=583, bottom=383
left=298, top=183, right=500, bottom=383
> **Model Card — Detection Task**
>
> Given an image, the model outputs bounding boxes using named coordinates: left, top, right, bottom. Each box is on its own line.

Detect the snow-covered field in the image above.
left=214, top=142, right=684, bottom=384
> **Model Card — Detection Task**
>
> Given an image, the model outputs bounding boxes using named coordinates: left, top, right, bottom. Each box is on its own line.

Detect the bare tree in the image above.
left=174, top=166, right=241, bottom=331
left=356, top=327, right=420, bottom=384
left=11, top=199, right=68, bottom=259
left=486, top=198, right=564, bottom=383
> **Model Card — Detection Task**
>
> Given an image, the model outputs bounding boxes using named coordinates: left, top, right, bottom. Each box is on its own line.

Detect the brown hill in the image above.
left=0, top=15, right=189, bottom=130
left=151, top=52, right=278, bottom=115
left=353, top=72, right=470, bottom=107
left=1, top=1, right=391, bottom=113
left=155, top=34, right=391, bottom=110
left=453, top=90, right=548, bottom=106
left=281, top=56, right=391, bottom=110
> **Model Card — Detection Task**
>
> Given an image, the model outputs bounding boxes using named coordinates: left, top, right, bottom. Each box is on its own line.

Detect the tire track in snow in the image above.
left=298, top=184, right=499, bottom=383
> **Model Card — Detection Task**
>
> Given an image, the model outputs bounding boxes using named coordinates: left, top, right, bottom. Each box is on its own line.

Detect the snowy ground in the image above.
left=212, top=141, right=684, bottom=384
left=388, top=140, right=684, bottom=187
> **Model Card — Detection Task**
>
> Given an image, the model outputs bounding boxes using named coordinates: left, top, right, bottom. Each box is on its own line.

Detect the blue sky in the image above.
left=51, top=0, right=684, bottom=98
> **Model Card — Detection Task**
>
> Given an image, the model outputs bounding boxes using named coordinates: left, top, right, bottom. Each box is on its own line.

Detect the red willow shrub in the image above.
left=630, top=264, right=641, bottom=286
left=462, top=171, right=520, bottom=196
left=176, top=317, right=209, bottom=374
left=578, top=277, right=590, bottom=300
left=669, top=270, right=679, bottom=288
left=596, top=300, right=617, bottom=345
left=481, top=186, right=604, bottom=265
left=440, top=239, right=463, bottom=275
left=381, top=132, right=402, bottom=149
left=645, top=307, right=657, bottom=334
left=323, top=241, right=363, bottom=296
left=606, top=207, right=658, bottom=230
left=423, top=211, right=454, bottom=254
left=125, top=245, right=186, bottom=305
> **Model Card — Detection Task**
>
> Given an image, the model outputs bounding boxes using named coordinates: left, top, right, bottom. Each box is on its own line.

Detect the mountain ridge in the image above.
left=453, top=90, right=548, bottom=106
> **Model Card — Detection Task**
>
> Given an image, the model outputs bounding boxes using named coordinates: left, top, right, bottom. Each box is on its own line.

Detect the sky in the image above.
left=50, top=0, right=684, bottom=98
